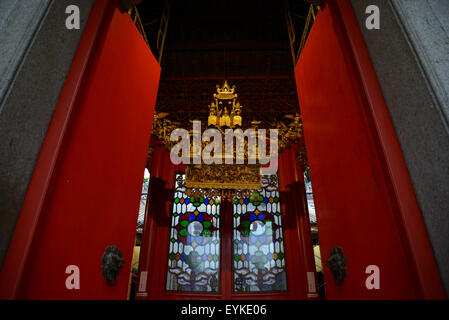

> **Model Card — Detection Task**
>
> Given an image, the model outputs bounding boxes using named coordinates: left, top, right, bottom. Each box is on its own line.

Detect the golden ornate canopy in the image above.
left=151, top=80, right=304, bottom=199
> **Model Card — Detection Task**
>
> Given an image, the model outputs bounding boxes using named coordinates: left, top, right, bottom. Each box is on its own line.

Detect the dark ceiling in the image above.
left=136, top=0, right=310, bottom=122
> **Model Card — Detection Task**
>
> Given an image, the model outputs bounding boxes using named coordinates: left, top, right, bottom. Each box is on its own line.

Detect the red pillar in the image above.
left=278, top=144, right=319, bottom=299
left=135, top=142, right=174, bottom=299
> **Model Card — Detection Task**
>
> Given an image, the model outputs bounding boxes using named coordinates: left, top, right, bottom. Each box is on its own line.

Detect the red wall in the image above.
left=295, top=1, right=444, bottom=299
left=1, top=0, right=160, bottom=299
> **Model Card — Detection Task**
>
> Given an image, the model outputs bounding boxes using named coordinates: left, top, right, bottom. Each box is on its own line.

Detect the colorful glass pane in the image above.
left=233, top=174, right=287, bottom=292
left=166, top=174, right=221, bottom=292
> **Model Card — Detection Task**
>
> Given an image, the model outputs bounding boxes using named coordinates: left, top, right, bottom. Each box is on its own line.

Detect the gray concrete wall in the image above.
left=350, top=0, right=449, bottom=296
left=0, top=0, right=52, bottom=106
left=0, top=0, right=95, bottom=269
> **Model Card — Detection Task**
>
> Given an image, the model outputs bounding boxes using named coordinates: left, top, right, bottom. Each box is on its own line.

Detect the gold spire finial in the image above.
left=214, top=80, right=237, bottom=100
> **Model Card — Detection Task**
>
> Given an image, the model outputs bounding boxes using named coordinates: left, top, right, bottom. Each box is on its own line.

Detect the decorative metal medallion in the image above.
left=101, top=245, right=126, bottom=286
left=325, top=246, right=346, bottom=285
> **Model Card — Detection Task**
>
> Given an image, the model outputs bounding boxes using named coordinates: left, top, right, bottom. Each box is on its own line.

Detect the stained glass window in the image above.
left=232, top=174, right=287, bottom=292
left=165, top=174, right=221, bottom=292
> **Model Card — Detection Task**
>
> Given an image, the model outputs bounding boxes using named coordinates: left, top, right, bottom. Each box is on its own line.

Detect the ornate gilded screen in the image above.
left=165, top=174, right=221, bottom=292
left=232, top=174, right=287, bottom=292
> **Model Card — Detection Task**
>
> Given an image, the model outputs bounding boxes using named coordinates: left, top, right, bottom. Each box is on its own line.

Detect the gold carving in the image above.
left=185, top=164, right=261, bottom=190
left=151, top=81, right=305, bottom=197
left=208, top=81, right=243, bottom=129
left=152, top=81, right=303, bottom=154
left=297, top=143, right=308, bottom=167
left=214, top=80, right=237, bottom=100
left=151, top=112, right=180, bottom=150
left=146, top=144, right=156, bottom=168
left=272, top=113, right=303, bottom=150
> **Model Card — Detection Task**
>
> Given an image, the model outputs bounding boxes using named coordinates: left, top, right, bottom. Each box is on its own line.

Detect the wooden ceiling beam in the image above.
left=165, top=42, right=289, bottom=52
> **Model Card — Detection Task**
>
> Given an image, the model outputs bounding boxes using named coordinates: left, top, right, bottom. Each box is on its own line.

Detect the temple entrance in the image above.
left=1, top=0, right=444, bottom=300
left=132, top=71, right=319, bottom=300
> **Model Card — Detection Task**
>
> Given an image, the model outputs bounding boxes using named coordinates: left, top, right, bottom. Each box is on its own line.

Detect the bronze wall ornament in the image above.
left=325, top=246, right=346, bottom=285
left=101, top=245, right=126, bottom=286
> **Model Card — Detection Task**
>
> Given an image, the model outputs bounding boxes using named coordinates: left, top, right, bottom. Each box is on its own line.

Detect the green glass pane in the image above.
left=241, top=220, right=250, bottom=227
left=180, top=220, right=189, bottom=227
left=203, top=230, right=211, bottom=237
left=203, top=221, right=211, bottom=228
